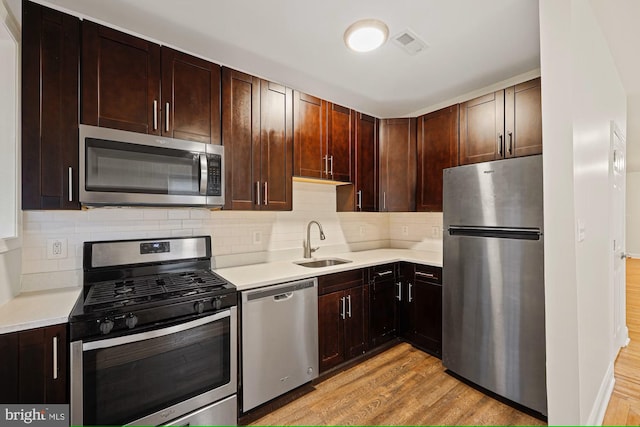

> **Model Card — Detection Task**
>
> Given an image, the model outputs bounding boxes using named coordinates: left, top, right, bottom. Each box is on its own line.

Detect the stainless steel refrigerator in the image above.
left=442, top=154, right=546, bottom=415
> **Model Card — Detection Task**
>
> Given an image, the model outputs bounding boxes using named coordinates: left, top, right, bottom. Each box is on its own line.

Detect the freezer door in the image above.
left=442, top=232, right=547, bottom=415
left=443, top=155, right=543, bottom=229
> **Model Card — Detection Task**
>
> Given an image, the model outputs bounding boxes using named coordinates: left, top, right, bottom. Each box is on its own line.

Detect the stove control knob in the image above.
left=99, top=319, right=114, bottom=335
left=212, top=297, right=222, bottom=310
left=194, top=301, right=205, bottom=314
left=125, top=314, right=138, bottom=329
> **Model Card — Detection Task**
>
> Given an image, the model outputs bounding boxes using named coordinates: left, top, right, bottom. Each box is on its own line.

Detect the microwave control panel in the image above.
left=207, top=154, right=222, bottom=196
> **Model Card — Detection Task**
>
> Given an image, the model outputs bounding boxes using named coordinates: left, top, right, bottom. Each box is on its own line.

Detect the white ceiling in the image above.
left=6, top=0, right=541, bottom=118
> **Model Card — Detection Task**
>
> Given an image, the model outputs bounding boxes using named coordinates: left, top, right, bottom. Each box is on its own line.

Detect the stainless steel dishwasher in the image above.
left=240, top=278, right=318, bottom=412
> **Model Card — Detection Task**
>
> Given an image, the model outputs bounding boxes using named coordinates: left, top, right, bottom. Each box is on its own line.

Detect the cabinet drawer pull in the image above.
left=376, top=270, right=393, bottom=277
left=329, top=155, right=334, bottom=177
left=498, top=133, right=503, bottom=156
left=408, top=282, right=413, bottom=303
left=508, top=131, right=513, bottom=155
left=53, top=336, right=58, bottom=380
left=68, top=167, right=73, bottom=202
left=340, top=296, right=346, bottom=320
left=357, top=190, right=362, bottom=210
left=347, top=294, right=352, bottom=318
left=416, top=271, right=437, bottom=279
left=383, top=192, right=387, bottom=210
left=324, top=155, right=329, bottom=177
left=264, top=182, right=268, bottom=205
left=153, top=100, right=158, bottom=130
left=396, top=282, right=402, bottom=301
left=165, top=102, right=170, bottom=132
left=255, top=182, right=261, bottom=205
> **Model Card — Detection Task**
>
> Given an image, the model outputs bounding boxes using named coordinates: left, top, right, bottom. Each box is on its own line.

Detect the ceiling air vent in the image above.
left=392, top=29, right=428, bottom=55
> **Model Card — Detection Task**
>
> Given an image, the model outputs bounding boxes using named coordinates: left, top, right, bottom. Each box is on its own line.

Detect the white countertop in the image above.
left=0, top=287, right=82, bottom=334
left=214, top=248, right=442, bottom=291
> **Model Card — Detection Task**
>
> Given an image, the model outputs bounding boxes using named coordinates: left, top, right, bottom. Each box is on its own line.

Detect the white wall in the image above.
left=540, top=0, right=627, bottom=424
left=625, top=95, right=640, bottom=256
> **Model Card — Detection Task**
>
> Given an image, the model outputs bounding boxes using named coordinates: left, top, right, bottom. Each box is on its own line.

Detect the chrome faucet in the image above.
left=303, top=220, right=326, bottom=258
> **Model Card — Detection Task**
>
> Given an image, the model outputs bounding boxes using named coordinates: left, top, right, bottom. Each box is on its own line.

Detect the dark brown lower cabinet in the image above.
left=318, top=269, right=367, bottom=372
left=0, top=324, right=68, bottom=404
left=404, top=264, right=443, bottom=357
left=369, top=264, right=398, bottom=347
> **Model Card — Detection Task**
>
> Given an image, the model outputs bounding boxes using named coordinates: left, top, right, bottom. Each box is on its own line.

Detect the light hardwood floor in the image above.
left=603, top=258, right=640, bottom=425
left=250, top=343, right=545, bottom=426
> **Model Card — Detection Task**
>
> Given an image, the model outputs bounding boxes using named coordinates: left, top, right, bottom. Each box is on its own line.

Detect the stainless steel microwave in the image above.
left=79, top=125, right=224, bottom=207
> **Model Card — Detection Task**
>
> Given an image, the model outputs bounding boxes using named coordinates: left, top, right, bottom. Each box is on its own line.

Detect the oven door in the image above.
left=79, top=124, right=215, bottom=206
left=70, top=307, right=237, bottom=426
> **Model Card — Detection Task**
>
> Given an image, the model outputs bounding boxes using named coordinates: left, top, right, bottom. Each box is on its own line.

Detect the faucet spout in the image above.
left=304, top=220, right=325, bottom=258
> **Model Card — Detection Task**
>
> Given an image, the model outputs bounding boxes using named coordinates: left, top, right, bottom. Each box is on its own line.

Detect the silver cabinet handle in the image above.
left=255, top=182, right=261, bottom=205
left=323, top=155, right=329, bottom=177
left=68, top=167, right=73, bottom=202
left=347, top=294, right=352, bottom=318
left=357, top=190, right=362, bottom=210
left=329, top=155, right=334, bottom=177
left=165, top=102, right=170, bottom=133
left=376, top=270, right=393, bottom=277
left=408, top=282, right=413, bottom=303
left=416, top=271, right=436, bottom=279
left=340, top=296, right=346, bottom=320
left=508, top=131, right=513, bottom=155
left=264, top=182, right=268, bottom=205
left=498, top=132, right=504, bottom=156
left=52, top=336, right=58, bottom=380
left=383, top=192, right=386, bottom=210
left=153, top=100, right=158, bottom=130
left=199, top=154, right=208, bottom=195
left=396, top=282, right=402, bottom=301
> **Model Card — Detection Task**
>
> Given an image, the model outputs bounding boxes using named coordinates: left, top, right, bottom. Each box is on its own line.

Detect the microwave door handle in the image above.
left=199, top=153, right=208, bottom=195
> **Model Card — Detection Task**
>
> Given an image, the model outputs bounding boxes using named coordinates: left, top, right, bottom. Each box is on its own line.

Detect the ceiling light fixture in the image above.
left=344, top=19, right=389, bottom=53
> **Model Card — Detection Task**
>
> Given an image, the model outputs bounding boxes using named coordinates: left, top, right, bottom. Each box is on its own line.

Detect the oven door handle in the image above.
left=83, top=309, right=231, bottom=351
left=199, top=153, right=208, bottom=195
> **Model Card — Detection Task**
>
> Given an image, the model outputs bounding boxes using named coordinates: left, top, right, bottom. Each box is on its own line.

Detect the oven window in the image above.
left=85, top=138, right=201, bottom=195
left=82, top=317, right=230, bottom=426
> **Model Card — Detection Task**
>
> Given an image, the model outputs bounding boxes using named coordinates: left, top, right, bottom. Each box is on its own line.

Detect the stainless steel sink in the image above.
left=295, top=258, right=352, bottom=268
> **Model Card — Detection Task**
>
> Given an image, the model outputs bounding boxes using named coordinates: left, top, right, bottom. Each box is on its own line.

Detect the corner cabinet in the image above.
left=222, top=68, right=293, bottom=210
left=368, top=264, right=398, bottom=347
left=22, top=0, right=80, bottom=210
left=459, top=77, right=541, bottom=165
left=318, top=269, right=368, bottom=373
left=416, top=105, right=459, bottom=212
left=0, top=324, right=68, bottom=404
left=378, top=118, right=417, bottom=212
left=82, top=22, right=221, bottom=143
left=354, top=113, right=378, bottom=212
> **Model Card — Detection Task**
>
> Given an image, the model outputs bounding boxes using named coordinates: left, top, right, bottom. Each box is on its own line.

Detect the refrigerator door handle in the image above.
left=448, top=225, right=541, bottom=240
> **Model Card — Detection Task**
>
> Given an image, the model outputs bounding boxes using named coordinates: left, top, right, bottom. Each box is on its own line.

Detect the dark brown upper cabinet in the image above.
left=293, top=91, right=354, bottom=183
left=354, top=113, right=378, bottom=212
left=505, top=77, right=542, bottom=158
left=378, top=118, right=417, bottom=212
left=22, top=0, right=80, bottom=210
left=222, top=68, right=293, bottom=211
left=294, top=91, right=327, bottom=179
left=161, top=47, right=221, bottom=144
left=82, top=21, right=161, bottom=135
left=82, top=22, right=221, bottom=143
left=460, top=77, right=541, bottom=165
left=416, top=105, right=459, bottom=212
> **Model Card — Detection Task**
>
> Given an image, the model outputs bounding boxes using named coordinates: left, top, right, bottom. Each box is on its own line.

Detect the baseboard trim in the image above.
left=586, top=361, right=615, bottom=425
left=626, top=253, right=640, bottom=259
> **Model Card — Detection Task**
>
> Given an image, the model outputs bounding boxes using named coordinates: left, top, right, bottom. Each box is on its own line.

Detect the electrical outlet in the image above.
left=402, top=225, right=409, bottom=236
left=47, top=238, right=67, bottom=259
left=252, top=231, right=262, bottom=245
left=432, top=226, right=440, bottom=238
left=359, top=225, right=366, bottom=236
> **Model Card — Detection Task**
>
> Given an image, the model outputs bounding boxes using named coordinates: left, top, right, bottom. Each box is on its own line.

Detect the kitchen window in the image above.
left=0, top=3, right=19, bottom=246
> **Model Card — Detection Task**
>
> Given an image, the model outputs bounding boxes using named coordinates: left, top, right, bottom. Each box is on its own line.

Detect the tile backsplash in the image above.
left=20, top=182, right=443, bottom=292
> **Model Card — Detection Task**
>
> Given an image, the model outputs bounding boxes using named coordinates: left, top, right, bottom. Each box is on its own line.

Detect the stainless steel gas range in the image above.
left=68, top=236, right=237, bottom=426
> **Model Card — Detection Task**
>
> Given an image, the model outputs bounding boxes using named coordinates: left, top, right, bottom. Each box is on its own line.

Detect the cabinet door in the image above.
left=459, top=90, right=504, bottom=165
left=369, top=277, right=398, bottom=348
left=397, top=263, right=414, bottom=340
left=416, top=105, right=459, bottom=212
left=293, top=91, right=327, bottom=179
left=318, top=291, right=345, bottom=372
left=22, top=1, right=80, bottom=210
left=505, top=78, right=542, bottom=158
left=344, top=286, right=367, bottom=358
left=355, top=113, right=378, bottom=211
left=378, top=118, right=416, bottom=212
left=161, top=47, right=221, bottom=144
left=222, top=68, right=261, bottom=210
left=82, top=21, right=161, bottom=134
left=411, top=279, right=442, bottom=357
left=0, top=332, right=18, bottom=403
left=18, top=324, right=67, bottom=403
left=260, top=81, right=293, bottom=211
left=327, top=103, right=354, bottom=182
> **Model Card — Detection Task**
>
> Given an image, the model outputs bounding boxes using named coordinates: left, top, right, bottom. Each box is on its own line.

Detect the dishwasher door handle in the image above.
left=274, top=292, right=293, bottom=301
